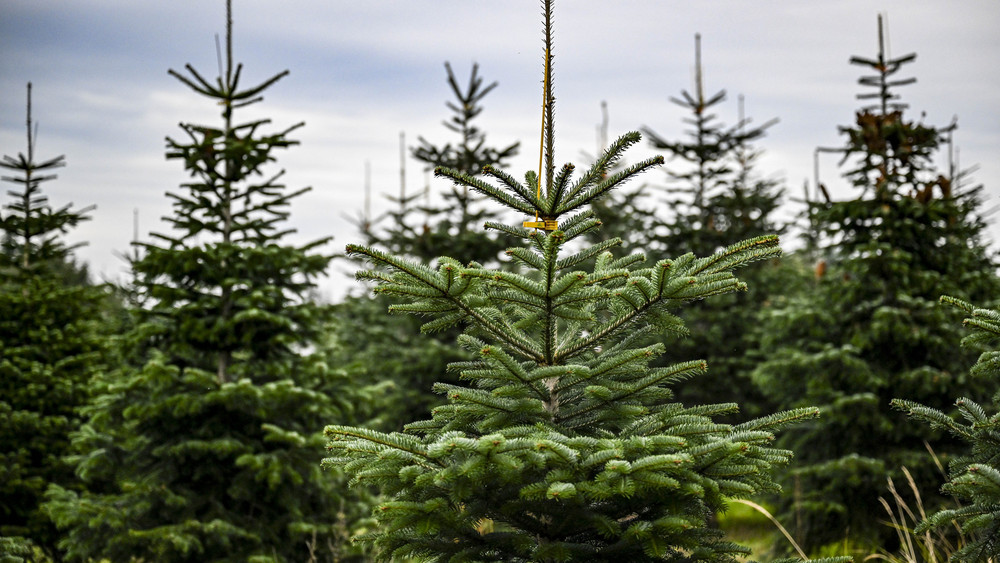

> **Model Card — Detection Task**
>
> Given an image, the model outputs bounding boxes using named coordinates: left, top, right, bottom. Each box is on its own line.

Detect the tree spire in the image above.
left=1, top=83, right=91, bottom=274
left=326, top=4, right=829, bottom=561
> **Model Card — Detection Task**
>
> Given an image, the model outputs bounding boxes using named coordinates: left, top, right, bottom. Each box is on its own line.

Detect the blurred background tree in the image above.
left=43, top=5, right=372, bottom=561
left=0, top=83, right=115, bottom=562
left=752, top=15, right=1000, bottom=554
left=364, top=61, right=520, bottom=266
left=329, top=61, right=522, bottom=431
left=640, top=34, right=794, bottom=422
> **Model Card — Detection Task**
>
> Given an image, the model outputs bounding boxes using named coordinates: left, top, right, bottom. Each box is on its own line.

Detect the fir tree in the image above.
left=0, top=83, right=111, bottom=561
left=326, top=5, right=839, bottom=561
left=44, top=5, right=367, bottom=562
left=338, top=62, right=522, bottom=430
left=0, top=84, right=94, bottom=270
left=367, top=61, right=520, bottom=266
left=641, top=35, right=787, bottom=420
left=753, top=16, right=1000, bottom=552
left=894, top=296, right=1000, bottom=563
left=581, top=100, right=656, bottom=250
left=642, top=34, right=780, bottom=259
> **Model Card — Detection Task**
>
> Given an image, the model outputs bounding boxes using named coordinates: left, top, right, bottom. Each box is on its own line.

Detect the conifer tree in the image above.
left=640, top=36, right=788, bottom=419
left=337, top=62, right=522, bottom=430
left=0, top=83, right=111, bottom=560
left=752, top=16, right=1000, bottom=552
left=642, top=34, right=781, bottom=259
left=326, top=5, right=840, bottom=561
left=894, top=296, right=1000, bottom=563
left=367, top=61, right=520, bottom=265
left=411, top=61, right=521, bottom=239
left=43, top=5, right=367, bottom=561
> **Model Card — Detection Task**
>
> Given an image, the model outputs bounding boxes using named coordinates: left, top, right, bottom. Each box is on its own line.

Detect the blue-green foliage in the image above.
left=894, top=296, right=1000, bottom=563
left=326, top=130, right=829, bottom=562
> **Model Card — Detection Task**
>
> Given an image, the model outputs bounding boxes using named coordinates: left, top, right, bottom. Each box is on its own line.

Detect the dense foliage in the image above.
left=0, top=83, right=113, bottom=561
left=894, top=296, right=1000, bottom=563
left=42, top=8, right=367, bottom=562
left=752, top=17, right=1000, bottom=552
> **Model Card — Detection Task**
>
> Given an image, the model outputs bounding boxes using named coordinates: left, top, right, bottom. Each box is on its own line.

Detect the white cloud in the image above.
left=2, top=0, right=999, bottom=299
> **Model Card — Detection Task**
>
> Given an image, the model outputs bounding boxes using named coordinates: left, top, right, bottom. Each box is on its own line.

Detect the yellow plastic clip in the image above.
left=521, top=47, right=557, bottom=234
left=523, top=217, right=558, bottom=231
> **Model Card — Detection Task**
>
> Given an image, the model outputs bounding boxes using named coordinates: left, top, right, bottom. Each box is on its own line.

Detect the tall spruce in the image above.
left=641, top=36, right=787, bottom=420
left=43, top=5, right=367, bottom=562
left=894, top=296, right=1000, bottom=563
left=752, top=16, right=1000, bottom=552
left=325, top=4, right=842, bottom=561
left=0, top=83, right=110, bottom=561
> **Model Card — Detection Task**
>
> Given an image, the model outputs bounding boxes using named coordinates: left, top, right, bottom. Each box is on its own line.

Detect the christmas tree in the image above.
left=752, top=16, right=1000, bottom=552
left=0, top=83, right=111, bottom=560
left=642, top=34, right=781, bottom=261
left=44, top=4, right=368, bottom=561
left=326, top=4, right=838, bottom=561
left=334, top=62, right=522, bottom=431
left=408, top=61, right=521, bottom=264
left=641, top=35, right=788, bottom=421
left=894, top=296, right=1000, bottom=563
left=366, top=61, right=520, bottom=265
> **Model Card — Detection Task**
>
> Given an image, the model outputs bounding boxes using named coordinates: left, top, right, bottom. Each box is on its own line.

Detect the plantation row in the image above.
left=2, top=2, right=998, bottom=562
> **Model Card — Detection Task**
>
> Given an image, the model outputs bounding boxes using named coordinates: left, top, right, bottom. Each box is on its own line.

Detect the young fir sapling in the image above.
left=325, top=3, right=841, bottom=561
left=366, top=61, right=520, bottom=266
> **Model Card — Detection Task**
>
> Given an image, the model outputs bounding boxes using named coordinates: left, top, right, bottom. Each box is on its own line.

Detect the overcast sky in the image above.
left=2, top=1, right=998, bottom=300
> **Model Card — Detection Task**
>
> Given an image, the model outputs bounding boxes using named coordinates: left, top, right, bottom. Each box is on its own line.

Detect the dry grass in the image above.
left=732, top=447, right=987, bottom=563
left=728, top=498, right=810, bottom=560
left=863, top=466, right=967, bottom=563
